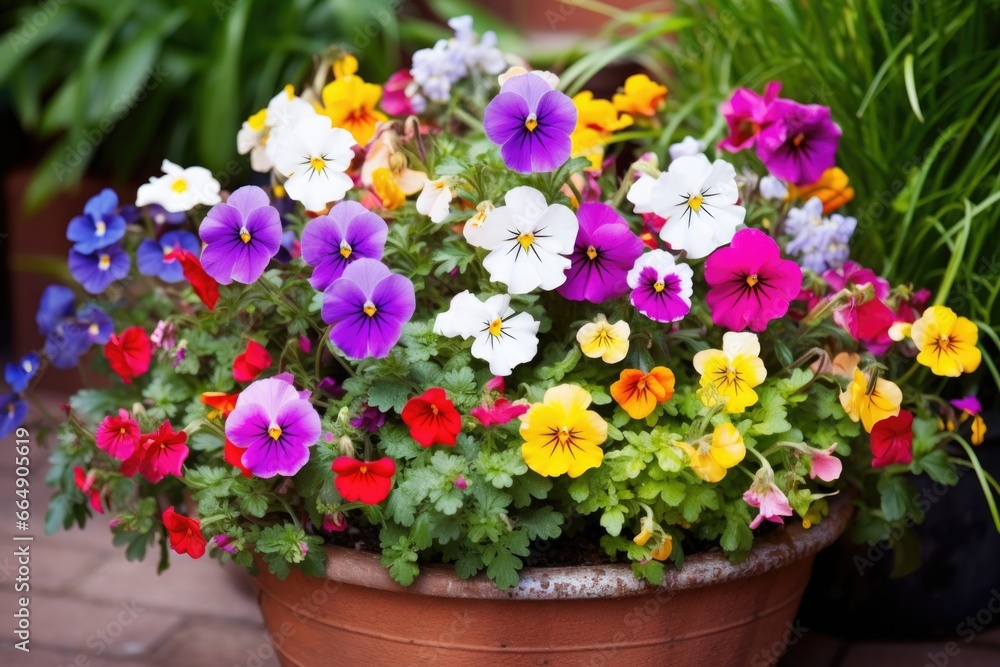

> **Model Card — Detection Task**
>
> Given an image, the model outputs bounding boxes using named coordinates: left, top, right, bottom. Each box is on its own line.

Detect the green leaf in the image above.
left=367, top=380, right=412, bottom=413
left=600, top=505, right=626, bottom=536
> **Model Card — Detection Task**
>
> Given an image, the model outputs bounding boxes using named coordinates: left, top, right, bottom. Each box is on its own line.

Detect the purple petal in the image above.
left=527, top=124, right=572, bottom=173
left=226, top=185, right=272, bottom=219
left=535, top=89, right=577, bottom=136
left=500, top=130, right=535, bottom=174
left=484, top=92, right=530, bottom=145
left=83, top=189, right=119, bottom=219
left=499, top=73, right=554, bottom=110
left=339, top=258, right=392, bottom=296
left=244, top=206, right=283, bottom=252
left=200, top=203, right=243, bottom=245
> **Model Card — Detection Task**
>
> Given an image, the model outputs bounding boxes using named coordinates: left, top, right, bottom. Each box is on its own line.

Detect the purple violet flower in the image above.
left=68, top=245, right=130, bottom=294
left=626, top=250, right=694, bottom=323
left=225, top=376, right=321, bottom=478
left=484, top=73, right=576, bottom=174
left=5, top=353, right=40, bottom=393
left=301, top=200, right=389, bottom=291
left=1, top=394, right=28, bottom=439
left=136, top=230, right=201, bottom=283
left=66, top=189, right=126, bottom=254
left=321, top=258, right=415, bottom=360
left=351, top=403, right=386, bottom=432
left=200, top=185, right=282, bottom=285
left=757, top=100, right=841, bottom=185
left=557, top=202, right=644, bottom=303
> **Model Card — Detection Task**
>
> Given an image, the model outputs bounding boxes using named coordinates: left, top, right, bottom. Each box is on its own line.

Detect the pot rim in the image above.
left=308, top=492, right=853, bottom=601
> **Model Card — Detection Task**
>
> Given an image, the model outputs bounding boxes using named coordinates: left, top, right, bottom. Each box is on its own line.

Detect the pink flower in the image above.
left=454, top=475, right=469, bottom=490
left=150, top=320, right=175, bottom=349
left=322, top=512, right=348, bottom=533
left=719, top=81, right=782, bottom=152
left=485, top=376, right=506, bottom=393
left=214, top=534, right=238, bottom=554
left=95, top=409, right=141, bottom=460
left=134, top=421, right=189, bottom=483
left=823, top=261, right=890, bottom=299
left=951, top=396, right=982, bottom=415
left=807, top=444, right=842, bottom=482
left=824, top=262, right=895, bottom=353
left=470, top=398, right=529, bottom=426
left=298, top=335, right=312, bottom=354
left=743, top=471, right=794, bottom=529
left=705, top=228, right=802, bottom=332
left=73, top=467, right=103, bottom=514
left=381, top=70, right=418, bottom=116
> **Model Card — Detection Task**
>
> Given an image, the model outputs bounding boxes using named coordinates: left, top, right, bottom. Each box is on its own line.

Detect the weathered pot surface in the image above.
left=255, top=493, right=852, bottom=666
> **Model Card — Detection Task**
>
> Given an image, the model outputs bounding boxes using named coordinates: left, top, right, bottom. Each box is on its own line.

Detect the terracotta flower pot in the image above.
left=253, top=494, right=852, bottom=666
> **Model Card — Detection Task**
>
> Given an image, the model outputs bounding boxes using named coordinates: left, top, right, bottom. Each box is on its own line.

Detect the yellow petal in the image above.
left=710, top=423, right=746, bottom=469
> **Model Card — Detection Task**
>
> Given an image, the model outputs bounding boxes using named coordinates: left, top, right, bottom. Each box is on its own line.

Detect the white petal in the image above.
left=433, top=291, right=489, bottom=338
left=283, top=169, right=352, bottom=212
left=504, top=186, right=549, bottom=223
left=722, top=332, right=761, bottom=360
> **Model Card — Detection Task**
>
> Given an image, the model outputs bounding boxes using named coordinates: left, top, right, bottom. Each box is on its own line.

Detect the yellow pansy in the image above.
left=676, top=423, right=746, bottom=483
left=693, top=332, right=767, bottom=413
left=839, top=369, right=902, bottom=432
left=570, top=92, right=633, bottom=170
left=576, top=315, right=630, bottom=364
left=612, top=74, right=668, bottom=117
left=520, top=384, right=608, bottom=478
left=315, top=55, right=387, bottom=146
left=910, top=306, right=982, bottom=377
left=649, top=534, right=673, bottom=561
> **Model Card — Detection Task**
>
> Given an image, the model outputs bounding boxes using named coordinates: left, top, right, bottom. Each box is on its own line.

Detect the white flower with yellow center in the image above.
left=463, top=200, right=495, bottom=248
left=135, top=159, right=221, bottom=213
left=237, top=85, right=316, bottom=173
left=416, top=177, right=454, bottom=223
left=478, top=186, right=578, bottom=294
left=627, top=153, right=745, bottom=259
left=272, top=115, right=357, bottom=212
left=433, top=291, right=539, bottom=376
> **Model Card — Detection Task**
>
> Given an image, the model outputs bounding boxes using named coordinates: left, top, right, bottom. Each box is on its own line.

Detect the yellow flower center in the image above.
left=171, top=178, right=188, bottom=193
left=268, top=426, right=283, bottom=440
left=524, top=114, right=538, bottom=132
left=653, top=280, right=665, bottom=293
left=793, top=133, right=805, bottom=148
left=489, top=318, right=503, bottom=337
left=687, top=194, right=703, bottom=211
left=98, top=254, right=111, bottom=271
left=746, top=274, right=759, bottom=287
left=937, top=335, right=951, bottom=351
left=586, top=245, right=598, bottom=260
left=283, top=84, right=295, bottom=100
left=95, top=220, right=107, bottom=237
left=517, top=233, right=535, bottom=251
left=89, top=323, right=100, bottom=336
left=557, top=426, right=572, bottom=445
left=359, top=464, right=368, bottom=474
left=162, top=245, right=173, bottom=256
left=364, top=303, right=377, bottom=317
left=310, top=156, right=326, bottom=172
left=119, top=427, right=126, bottom=435
left=239, top=226, right=251, bottom=244
left=247, top=108, right=268, bottom=132
left=340, top=241, right=352, bottom=259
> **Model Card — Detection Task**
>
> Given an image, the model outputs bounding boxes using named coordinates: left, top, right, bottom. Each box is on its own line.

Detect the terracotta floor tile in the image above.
left=149, top=618, right=279, bottom=667
left=0, top=589, right=182, bottom=658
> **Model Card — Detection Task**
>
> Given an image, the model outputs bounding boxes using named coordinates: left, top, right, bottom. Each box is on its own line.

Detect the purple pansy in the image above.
left=718, top=82, right=781, bottom=153
left=137, top=230, right=201, bottom=283
left=557, top=202, right=644, bottom=303
left=483, top=73, right=576, bottom=174
left=301, top=201, right=389, bottom=291
left=66, top=189, right=126, bottom=254
left=5, top=353, right=40, bottom=393
left=1, top=394, right=28, bottom=439
left=757, top=100, right=841, bottom=185
left=626, top=250, right=694, bottom=323
left=36, top=286, right=113, bottom=369
left=351, top=403, right=387, bottom=432
left=225, top=376, right=321, bottom=478
left=321, top=258, right=415, bottom=360
left=200, top=185, right=282, bottom=285
left=69, top=245, right=130, bottom=294
left=704, top=228, right=803, bottom=332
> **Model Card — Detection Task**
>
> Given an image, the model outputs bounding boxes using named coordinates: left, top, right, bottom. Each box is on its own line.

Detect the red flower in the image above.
left=136, top=421, right=189, bottom=483
left=870, top=410, right=915, bottom=468
left=224, top=439, right=252, bottom=477
left=162, top=507, right=207, bottom=559
left=332, top=457, right=395, bottom=504
left=233, top=340, right=272, bottom=382
left=165, top=249, right=219, bottom=311
left=103, top=327, right=151, bottom=384
left=401, top=387, right=462, bottom=447
left=73, top=467, right=103, bottom=514
left=95, top=409, right=142, bottom=459
left=200, top=391, right=240, bottom=418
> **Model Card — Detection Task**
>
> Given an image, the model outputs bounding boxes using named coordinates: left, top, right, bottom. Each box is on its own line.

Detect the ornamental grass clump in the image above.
left=11, top=16, right=991, bottom=589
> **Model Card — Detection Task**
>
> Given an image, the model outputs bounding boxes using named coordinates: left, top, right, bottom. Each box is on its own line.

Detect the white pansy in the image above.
left=463, top=200, right=495, bottom=248
left=272, top=115, right=356, bottom=212
left=237, top=85, right=316, bottom=174
left=416, top=177, right=454, bottom=223
left=627, top=153, right=745, bottom=259
left=668, top=135, right=705, bottom=161
left=135, top=160, right=221, bottom=213
left=478, top=186, right=577, bottom=294
left=433, top=291, right=539, bottom=376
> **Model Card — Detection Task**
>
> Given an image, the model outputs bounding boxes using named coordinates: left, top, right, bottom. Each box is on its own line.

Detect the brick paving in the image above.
left=3, top=395, right=1000, bottom=666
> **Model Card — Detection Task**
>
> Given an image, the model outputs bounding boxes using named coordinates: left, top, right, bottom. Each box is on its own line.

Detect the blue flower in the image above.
left=146, top=204, right=187, bottom=226
left=66, top=189, right=127, bottom=254
left=0, top=394, right=27, bottom=439
left=35, top=286, right=113, bottom=369
left=783, top=197, right=857, bottom=273
left=5, top=353, right=40, bottom=393
left=69, top=245, right=131, bottom=294
left=37, top=285, right=76, bottom=335
left=137, top=230, right=200, bottom=282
